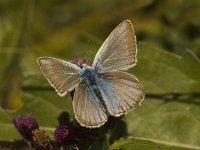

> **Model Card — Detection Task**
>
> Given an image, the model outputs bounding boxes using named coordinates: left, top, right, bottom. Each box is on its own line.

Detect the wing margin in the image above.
left=93, top=20, right=137, bottom=73
left=96, top=71, right=144, bottom=116
left=37, top=56, right=82, bottom=97
left=73, top=83, right=108, bottom=128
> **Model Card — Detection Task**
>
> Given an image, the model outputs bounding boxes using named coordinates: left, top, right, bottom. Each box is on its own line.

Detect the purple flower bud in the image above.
left=55, top=125, right=71, bottom=143
left=72, top=58, right=87, bottom=68
left=13, top=114, right=39, bottom=141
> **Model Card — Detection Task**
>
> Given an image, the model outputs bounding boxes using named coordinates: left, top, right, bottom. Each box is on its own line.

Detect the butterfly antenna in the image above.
left=85, top=40, right=93, bottom=65
left=87, top=40, right=91, bottom=52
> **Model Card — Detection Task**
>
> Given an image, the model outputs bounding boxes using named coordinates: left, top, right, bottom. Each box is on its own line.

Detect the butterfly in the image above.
left=37, top=20, right=145, bottom=128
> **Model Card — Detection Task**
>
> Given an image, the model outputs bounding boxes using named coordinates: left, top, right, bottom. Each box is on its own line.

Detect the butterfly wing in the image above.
left=93, top=20, right=137, bottom=73
left=37, top=57, right=82, bottom=97
left=73, top=83, right=107, bottom=128
left=96, top=71, right=144, bottom=116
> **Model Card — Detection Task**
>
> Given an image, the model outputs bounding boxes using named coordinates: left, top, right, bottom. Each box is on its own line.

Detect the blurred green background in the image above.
left=0, top=0, right=200, bottom=149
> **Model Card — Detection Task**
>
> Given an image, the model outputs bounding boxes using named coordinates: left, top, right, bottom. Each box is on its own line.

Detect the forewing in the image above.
left=37, top=57, right=81, bottom=97
left=73, top=83, right=107, bottom=128
left=96, top=71, right=144, bottom=116
left=93, top=20, right=137, bottom=73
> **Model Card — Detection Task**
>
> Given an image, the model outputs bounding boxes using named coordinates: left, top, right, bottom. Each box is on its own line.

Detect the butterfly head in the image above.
left=81, top=66, right=96, bottom=85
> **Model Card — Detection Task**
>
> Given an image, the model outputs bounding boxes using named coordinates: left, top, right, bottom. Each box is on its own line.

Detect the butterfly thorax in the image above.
left=81, top=66, right=97, bottom=86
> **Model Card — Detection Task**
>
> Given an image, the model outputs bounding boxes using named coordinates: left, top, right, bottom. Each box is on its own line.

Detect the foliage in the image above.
left=0, top=0, right=200, bottom=149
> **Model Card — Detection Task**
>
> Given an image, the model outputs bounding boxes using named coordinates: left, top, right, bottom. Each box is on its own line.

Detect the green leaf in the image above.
left=125, top=96, right=200, bottom=149
left=124, top=43, right=200, bottom=149
left=110, top=138, right=200, bottom=150
left=0, top=109, right=21, bottom=141
left=131, top=42, right=200, bottom=94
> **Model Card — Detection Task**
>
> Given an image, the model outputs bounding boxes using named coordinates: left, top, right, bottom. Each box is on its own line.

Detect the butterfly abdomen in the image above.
left=81, top=66, right=108, bottom=113
left=81, top=66, right=101, bottom=97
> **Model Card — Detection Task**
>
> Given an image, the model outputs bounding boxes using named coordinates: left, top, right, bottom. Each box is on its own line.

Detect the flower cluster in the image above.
left=13, top=112, right=99, bottom=150
left=55, top=112, right=98, bottom=150
left=55, top=125, right=71, bottom=144
left=13, top=114, right=39, bottom=141
left=13, top=112, right=79, bottom=150
left=72, top=58, right=87, bottom=68
left=54, top=112, right=75, bottom=149
left=32, top=129, right=54, bottom=150
left=13, top=114, right=53, bottom=150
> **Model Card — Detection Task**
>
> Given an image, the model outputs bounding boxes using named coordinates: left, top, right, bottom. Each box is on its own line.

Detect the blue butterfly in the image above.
left=37, top=20, right=145, bottom=128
